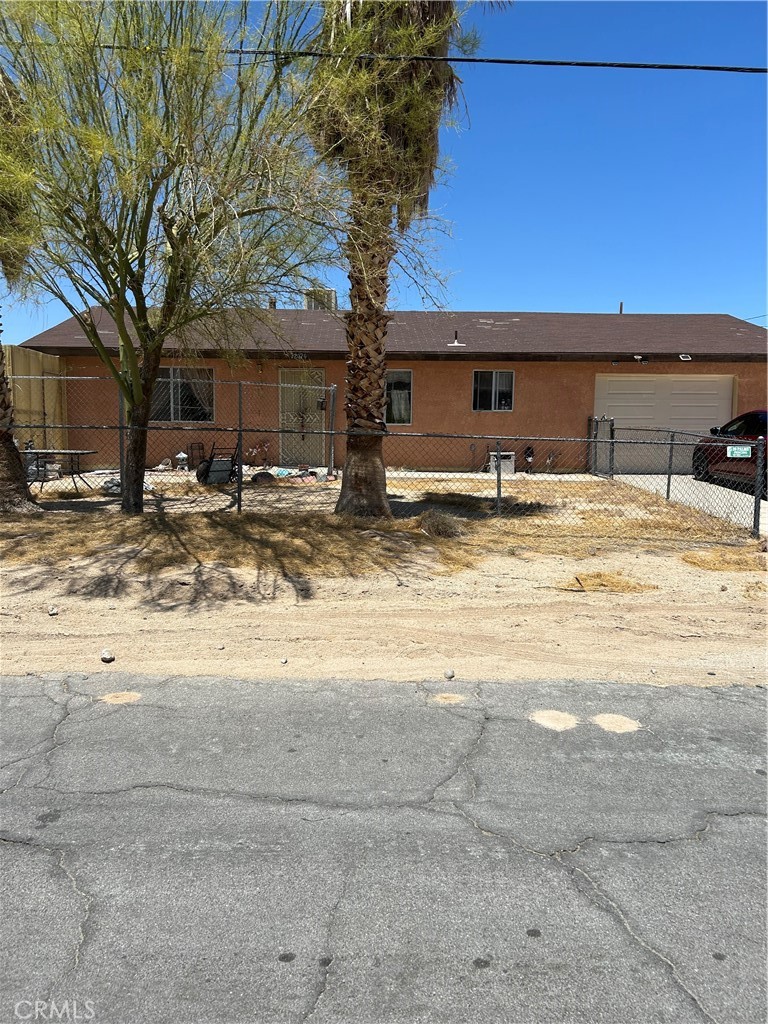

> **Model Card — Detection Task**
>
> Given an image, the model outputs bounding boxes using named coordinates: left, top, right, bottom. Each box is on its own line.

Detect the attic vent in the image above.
left=303, top=288, right=337, bottom=311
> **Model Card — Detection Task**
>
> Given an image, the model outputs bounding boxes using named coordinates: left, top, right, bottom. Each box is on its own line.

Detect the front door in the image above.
left=279, top=368, right=327, bottom=466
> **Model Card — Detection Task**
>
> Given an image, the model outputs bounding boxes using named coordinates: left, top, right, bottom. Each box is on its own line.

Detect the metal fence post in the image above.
left=592, top=418, right=600, bottom=475
left=495, top=439, right=502, bottom=514
left=666, top=430, right=676, bottom=501
left=118, top=388, right=125, bottom=493
left=753, top=436, right=765, bottom=538
left=327, top=384, right=337, bottom=476
left=608, top=418, right=616, bottom=479
left=237, top=382, right=243, bottom=513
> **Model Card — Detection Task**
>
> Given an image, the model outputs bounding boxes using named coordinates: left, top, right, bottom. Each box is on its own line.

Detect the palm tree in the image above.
left=309, top=1, right=461, bottom=516
left=0, top=70, right=36, bottom=514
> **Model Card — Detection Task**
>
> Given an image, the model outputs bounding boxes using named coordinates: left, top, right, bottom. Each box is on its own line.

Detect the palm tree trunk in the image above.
left=335, top=210, right=395, bottom=518
left=0, top=341, right=38, bottom=514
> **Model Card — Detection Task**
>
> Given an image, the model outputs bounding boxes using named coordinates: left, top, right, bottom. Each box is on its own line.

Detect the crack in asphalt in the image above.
left=418, top=682, right=494, bottom=803
left=563, top=860, right=720, bottom=1024
left=0, top=685, right=191, bottom=793
left=15, top=688, right=95, bottom=792
left=0, top=695, right=82, bottom=795
left=49, top=849, right=96, bottom=995
left=28, top=780, right=433, bottom=813
left=0, top=737, right=58, bottom=773
left=416, top=683, right=756, bottom=1021
left=0, top=834, right=96, bottom=999
left=440, top=806, right=724, bottom=1019
left=421, top=711, right=764, bottom=1024
left=301, top=857, right=360, bottom=1024
left=436, top=805, right=766, bottom=1024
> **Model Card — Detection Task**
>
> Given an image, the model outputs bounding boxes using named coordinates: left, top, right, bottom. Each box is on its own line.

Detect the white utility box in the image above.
left=488, top=452, right=515, bottom=476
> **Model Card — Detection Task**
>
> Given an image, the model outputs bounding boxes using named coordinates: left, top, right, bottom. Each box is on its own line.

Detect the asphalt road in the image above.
left=1, top=674, right=766, bottom=1024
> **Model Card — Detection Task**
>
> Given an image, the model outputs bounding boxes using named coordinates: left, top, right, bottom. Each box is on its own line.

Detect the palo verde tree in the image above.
left=0, top=0, right=339, bottom=513
left=308, top=0, right=464, bottom=517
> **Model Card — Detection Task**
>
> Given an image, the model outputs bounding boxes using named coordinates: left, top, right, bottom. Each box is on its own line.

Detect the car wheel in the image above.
left=692, top=453, right=710, bottom=482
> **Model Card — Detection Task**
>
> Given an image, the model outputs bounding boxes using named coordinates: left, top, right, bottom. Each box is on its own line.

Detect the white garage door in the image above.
left=594, top=374, right=734, bottom=474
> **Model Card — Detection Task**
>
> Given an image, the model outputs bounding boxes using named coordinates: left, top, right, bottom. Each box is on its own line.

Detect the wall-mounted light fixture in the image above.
left=633, top=354, right=643, bottom=362
left=679, top=354, right=692, bottom=361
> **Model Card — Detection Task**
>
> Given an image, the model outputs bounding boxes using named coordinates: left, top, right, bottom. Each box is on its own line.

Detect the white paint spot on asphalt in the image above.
left=590, top=713, right=641, bottom=733
left=528, top=709, right=579, bottom=731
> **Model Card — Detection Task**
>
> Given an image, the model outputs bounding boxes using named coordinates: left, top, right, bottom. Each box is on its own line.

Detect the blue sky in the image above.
left=2, top=0, right=766, bottom=344
left=425, top=0, right=767, bottom=320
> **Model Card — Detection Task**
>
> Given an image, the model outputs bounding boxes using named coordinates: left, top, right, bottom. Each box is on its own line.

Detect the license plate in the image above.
left=726, top=445, right=752, bottom=458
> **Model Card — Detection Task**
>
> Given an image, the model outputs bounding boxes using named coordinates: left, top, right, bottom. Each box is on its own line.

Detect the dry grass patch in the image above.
left=555, top=571, right=657, bottom=594
left=0, top=510, right=464, bottom=579
left=2, top=473, right=757, bottom=585
left=27, top=473, right=751, bottom=547
left=681, top=548, right=766, bottom=573
left=418, top=509, right=466, bottom=538
left=414, top=479, right=746, bottom=545
left=743, top=580, right=767, bottom=602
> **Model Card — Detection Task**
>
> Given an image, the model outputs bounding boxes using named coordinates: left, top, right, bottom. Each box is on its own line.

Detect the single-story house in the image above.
left=13, top=308, right=768, bottom=472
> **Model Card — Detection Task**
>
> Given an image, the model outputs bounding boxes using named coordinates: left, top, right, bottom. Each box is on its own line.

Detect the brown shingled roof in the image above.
left=19, top=307, right=767, bottom=360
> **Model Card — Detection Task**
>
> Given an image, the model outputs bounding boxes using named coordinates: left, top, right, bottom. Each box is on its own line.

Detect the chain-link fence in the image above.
left=9, top=376, right=765, bottom=540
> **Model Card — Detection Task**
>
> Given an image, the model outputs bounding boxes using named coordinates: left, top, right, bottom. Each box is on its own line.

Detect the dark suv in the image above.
left=692, top=410, right=767, bottom=495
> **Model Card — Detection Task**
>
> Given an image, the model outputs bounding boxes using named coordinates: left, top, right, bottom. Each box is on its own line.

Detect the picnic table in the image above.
left=24, top=449, right=98, bottom=494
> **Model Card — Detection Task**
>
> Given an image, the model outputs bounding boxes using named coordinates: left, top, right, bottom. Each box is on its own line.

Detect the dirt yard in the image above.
left=1, top=506, right=765, bottom=688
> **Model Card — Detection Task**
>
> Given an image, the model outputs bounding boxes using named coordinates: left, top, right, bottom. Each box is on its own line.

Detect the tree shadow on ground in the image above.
left=1, top=508, right=439, bottom=611
left=388, top=490, right=556, bottom=520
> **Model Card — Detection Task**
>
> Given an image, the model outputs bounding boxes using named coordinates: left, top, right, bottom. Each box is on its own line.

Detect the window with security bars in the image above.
left=150, top=368, right=214, bottom=422
left=472, top=370, right=514, bottom=411
left=386, top=370, right=412, bottom=425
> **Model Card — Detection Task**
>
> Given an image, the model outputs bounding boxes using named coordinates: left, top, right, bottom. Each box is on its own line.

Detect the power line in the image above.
left=744, top=314, right=768, bottom=321
left=252, top=51, right=768, bottom=74
left=95, top=45, right=767, bottom=74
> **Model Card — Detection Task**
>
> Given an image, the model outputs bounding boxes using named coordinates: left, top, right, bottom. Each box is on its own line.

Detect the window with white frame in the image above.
left=386, top=369, right=412, bottom=425
left=472, top=370, right=514, bottom=412
left=150, top=368, right=214, bottom=422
